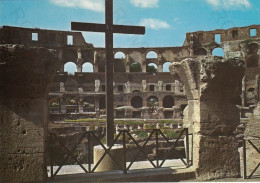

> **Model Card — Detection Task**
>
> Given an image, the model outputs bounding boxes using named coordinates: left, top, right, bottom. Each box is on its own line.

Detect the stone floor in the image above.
left=47, top=159, right=196, bottom=182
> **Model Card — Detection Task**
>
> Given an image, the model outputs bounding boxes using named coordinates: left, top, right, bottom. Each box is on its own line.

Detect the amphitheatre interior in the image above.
left=1, top=24, right=260, bottom=182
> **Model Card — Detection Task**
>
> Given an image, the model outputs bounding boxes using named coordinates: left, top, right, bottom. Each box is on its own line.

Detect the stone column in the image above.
left=0, top=45, right=58, bottom=183
left=170, top=56, right=245, bottom=180
left=141, top=54, right=146, bottom=73
left=125, top=54, right=130, bottom=73
left=77, top=48, right=83, bottom=72
left=78, top=97, right=84, bottom=114
left=94, top=51, right=99, bottom=72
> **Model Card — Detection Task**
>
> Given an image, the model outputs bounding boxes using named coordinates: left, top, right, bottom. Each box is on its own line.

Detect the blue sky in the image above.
left=1, top=0, right=260, bottom=48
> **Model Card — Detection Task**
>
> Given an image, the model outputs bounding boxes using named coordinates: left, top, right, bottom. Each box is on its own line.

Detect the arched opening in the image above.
left=147, top=63, right=158, bottom=73
left=99, top=95, right=106, bottom=110
left=163, top=62, right=171, bottom=72
left=194, top=48, right=207, bottom=55
left=212, top=47, right=224, bottom=57
left=163, top=96, right=175, bottom=108
left=146, top=51, right=158, bottom=59
left=130, top=62, right=142, bottom=72
left=82, top=62, right=94, bottom=72
left=248, top=43, right=259, bottom=54
left=147, top=96, right=159, bottom=107
left=114, top=51, right=126, bottom=59
left=83, top=96, right=95, bottom=112
left=131, top=96, right=143, bottom=108
left=64, top=62, right=77, bottom=75
left=114, top=53, right=126, bottom=72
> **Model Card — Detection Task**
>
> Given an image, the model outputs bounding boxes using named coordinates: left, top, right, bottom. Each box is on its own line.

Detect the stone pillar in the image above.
left=125, top=81, right=131, bottom=93
left=0, top=45, right=58, bottom=183
left=141, top=54, right=146, bottom=73
left=77, top=49, right=83, bottom=73
left=158, top=81, right=163, bottom=91
left=94, top=51, right=99, bottom=72
left=170, top=56, right=245, bottom=180
left=60, top=82, right=65, bottom=92
left=175, top=80, right=180, bottom=94
left=125, top=54, right=130, bottom=73
left=95, top=80, right=100, bottom=92
left=94, top=96, right=100, bottom=119
left=142, top=80, right=147, bottom=92
left=60, top=98, right=66, bottom=114
left=78, top=97, right=84, bottom=114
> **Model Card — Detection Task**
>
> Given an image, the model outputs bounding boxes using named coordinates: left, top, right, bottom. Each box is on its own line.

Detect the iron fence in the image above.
left=243, top=137, right=260, bottom=179
left=48, top=128, right=191, bottom=178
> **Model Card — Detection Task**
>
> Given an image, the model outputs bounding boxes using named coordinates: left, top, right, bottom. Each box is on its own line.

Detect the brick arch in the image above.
left=131, top=96, right=143, bottom=108
left=82, top=62, right=94, bottom=72
left=114, top=51, right=126, bottom=59
left=64, top=61, right=77, bottom=74
left=163, top=95, right=175, bottom=108
left=145, top=50, right=158, bottom=59
left=146, top=96, right=159, bottom=107
left=194, top=47, right=207, bottom=55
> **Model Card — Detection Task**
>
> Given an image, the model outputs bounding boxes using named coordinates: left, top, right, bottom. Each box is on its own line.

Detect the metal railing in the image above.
left=243, top=137, right=260, bottom=179
left=48, top=128, right=191, bottom=178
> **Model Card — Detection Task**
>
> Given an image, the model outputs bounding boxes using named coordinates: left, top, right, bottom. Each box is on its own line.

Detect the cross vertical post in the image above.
left=71, top=0, right=145, bottom=147
left=105, top=0, right=114, bottom=146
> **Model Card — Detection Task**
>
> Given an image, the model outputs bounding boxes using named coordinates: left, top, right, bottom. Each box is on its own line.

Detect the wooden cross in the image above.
left=71, top=0, right=145, bottom=146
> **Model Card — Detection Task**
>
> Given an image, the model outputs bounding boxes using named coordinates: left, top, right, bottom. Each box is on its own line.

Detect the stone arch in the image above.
left=212, top=47, right=224, bottom=57
left=64, top=62, right=77, bottom=75
left=130, top=62, right=142, bottom=72
left=194, top=48, right=207, bottom=55
left=147, top=63, right=158, bottom=73
left=114, top=51, right=126, bottom=59
left=163, top=62, right=171, bottom=72
left=146, top=51, right=158, bottom=59
left=131, top=96, right=143, bottom=108
left=163, top=95, right=175, bottom=108
left=114, top=52, right=126, bottom=72
left=82, top=62, right=94, bottom=72
left=147, top=96, right=159, bottom=107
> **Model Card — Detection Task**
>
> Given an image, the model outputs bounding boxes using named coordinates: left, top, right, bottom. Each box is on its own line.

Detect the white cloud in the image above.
left=130, top=0, right=159, bottom=8
left=205, top=0, right=251, bottom=10
left=49, top=0, right=105, bottom=12
left=139, top=18, right=170, bottom=30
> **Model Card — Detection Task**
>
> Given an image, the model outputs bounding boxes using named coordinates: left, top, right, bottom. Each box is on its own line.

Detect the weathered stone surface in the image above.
left=0, top=45, right=57, bottom=183
left=171, top=56, right=245, bottom=180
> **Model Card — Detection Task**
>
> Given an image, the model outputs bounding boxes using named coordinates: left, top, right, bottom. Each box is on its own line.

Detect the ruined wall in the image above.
left=171, top=56, right=245, bottom=180
left=0, top=45, right=57, bottom=183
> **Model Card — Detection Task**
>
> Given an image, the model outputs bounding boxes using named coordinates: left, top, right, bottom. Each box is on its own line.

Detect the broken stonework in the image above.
left=170, top=56, right=245, bottom=180
left=0, top=45, right=58, bottom=183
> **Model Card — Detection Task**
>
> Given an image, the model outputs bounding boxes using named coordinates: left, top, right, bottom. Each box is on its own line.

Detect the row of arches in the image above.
left=64, top=61, right=172, bottom=74
left=114, top=51, right=158, bottom=59
left=194, top=47, right=224, bottom=57
left=131, top=95, right=175, bottom=108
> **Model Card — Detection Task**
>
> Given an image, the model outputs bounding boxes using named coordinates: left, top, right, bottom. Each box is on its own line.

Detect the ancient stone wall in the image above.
left=171, top=56, right=245, bottom=180
left=0, top=45, right=57, bottom=183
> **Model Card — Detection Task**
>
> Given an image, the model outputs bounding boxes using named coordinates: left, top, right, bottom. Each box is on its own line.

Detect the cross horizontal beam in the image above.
left=71, top=22, right=145, bottom=35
